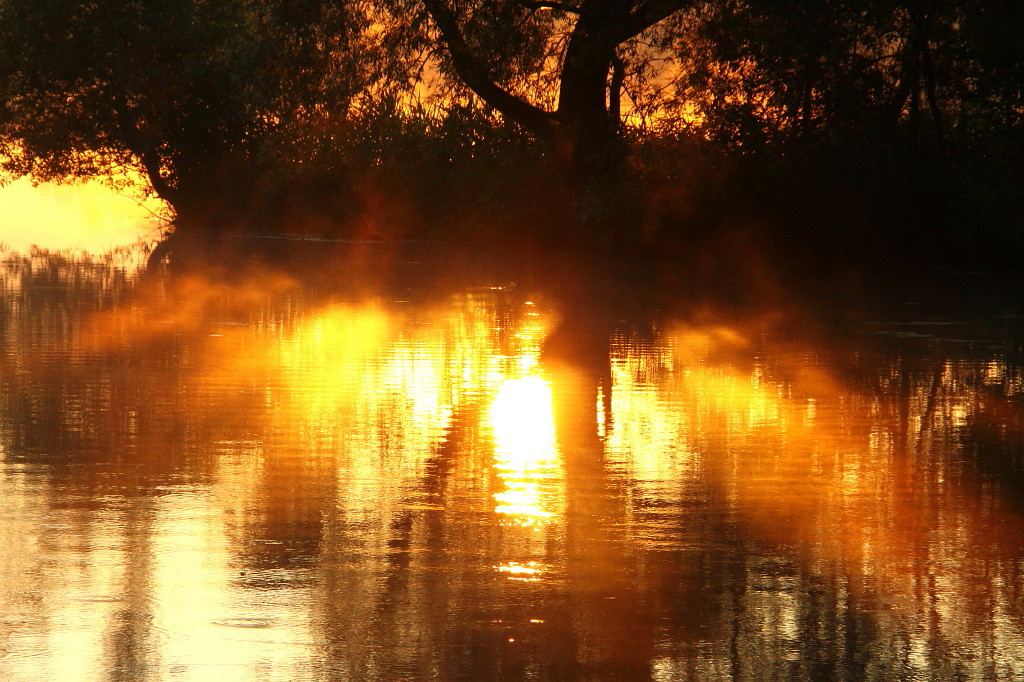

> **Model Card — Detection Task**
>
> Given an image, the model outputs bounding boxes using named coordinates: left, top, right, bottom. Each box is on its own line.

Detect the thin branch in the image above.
left=137, top=149, right=179, bottom=206
left=617, top=0, right=690, bottom=43
left=421, top=0, right=556, bottom=140
left=609, top=52, right=626, bottom=131
left=118, top=192, right=173, bottom=223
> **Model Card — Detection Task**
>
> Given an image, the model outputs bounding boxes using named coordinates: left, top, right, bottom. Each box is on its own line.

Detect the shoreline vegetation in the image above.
left=0, top=0, right=1020, bottom=300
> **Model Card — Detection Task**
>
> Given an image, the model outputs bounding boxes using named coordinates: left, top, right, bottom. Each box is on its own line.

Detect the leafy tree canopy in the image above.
left=0, top=0, right=381, bottom=214
left=0, top=0, right=1020, bottom=239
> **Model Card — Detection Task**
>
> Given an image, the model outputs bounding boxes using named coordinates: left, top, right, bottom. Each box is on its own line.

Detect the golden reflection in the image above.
left=489, top=376, right=560, bottom=524
left=496, top=561, right=546, bottom=581
left=9, top=243, right=1024, bottom=679
left=605, top=321, right=1024, bottom=676
left=0, top=178, right=166, bottom=258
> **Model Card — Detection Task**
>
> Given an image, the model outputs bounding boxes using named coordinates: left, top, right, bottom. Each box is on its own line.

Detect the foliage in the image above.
left=0, top=0, right=380, bottom=214
left=0, top=0, right=1020, bottom=254
left=670, top=0, right=1024, bottom=153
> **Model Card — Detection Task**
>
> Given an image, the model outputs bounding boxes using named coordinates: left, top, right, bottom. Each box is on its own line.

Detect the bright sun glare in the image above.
left=0, top=178, right=166, bottom=255
left=489, top=375, right=559, bottom=524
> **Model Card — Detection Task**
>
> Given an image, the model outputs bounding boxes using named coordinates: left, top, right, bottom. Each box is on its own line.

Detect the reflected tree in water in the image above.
left=3, top=251, right=1024, bottom=677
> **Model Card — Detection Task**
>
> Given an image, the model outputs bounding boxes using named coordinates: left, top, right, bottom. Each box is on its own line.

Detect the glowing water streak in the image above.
left=489, top=376, right=560, bottom=525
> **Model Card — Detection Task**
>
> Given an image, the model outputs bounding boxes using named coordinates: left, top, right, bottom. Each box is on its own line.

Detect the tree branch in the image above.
left=422, top=0, right=556, bottom=140
left=136, top=148, right=179, bottom=206
left=616, top=0, right=690, bottom=42
left=609, top=52, right=626, bottom=131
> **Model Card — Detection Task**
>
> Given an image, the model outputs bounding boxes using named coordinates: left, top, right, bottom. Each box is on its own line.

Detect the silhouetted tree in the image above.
left=0, top=0, right=378, bottom=226
left=382, top=0, right=699, bottom=243
left=673, top=0, right=1023, bottom=154
left=1, top=0, right=1020, bottom=247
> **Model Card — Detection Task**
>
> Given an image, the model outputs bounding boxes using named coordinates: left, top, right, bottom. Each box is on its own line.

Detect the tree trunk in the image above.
left=420, top=0, right=682, bottom=247
left=551, top=3, right=633, bottom=245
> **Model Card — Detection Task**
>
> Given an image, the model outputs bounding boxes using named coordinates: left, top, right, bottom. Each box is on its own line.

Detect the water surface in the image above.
left=1, top=224, right=1024, bottom=680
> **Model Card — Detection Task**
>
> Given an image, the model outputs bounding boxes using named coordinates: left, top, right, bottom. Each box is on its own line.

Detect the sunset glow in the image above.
left=489, top=375, right=560, bottom=524
left=0, top=178, right=166, bottom=256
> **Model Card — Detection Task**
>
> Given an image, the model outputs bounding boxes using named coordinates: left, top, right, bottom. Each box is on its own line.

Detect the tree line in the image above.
left=0, top=0, right=1021, bottom=254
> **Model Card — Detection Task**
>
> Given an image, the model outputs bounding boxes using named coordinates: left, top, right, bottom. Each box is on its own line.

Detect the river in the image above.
left=1, top=184, right=1023, bottom=680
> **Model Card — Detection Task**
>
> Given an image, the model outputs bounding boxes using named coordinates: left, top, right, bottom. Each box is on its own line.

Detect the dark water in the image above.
left=1, top=242, right=1024, bottom=681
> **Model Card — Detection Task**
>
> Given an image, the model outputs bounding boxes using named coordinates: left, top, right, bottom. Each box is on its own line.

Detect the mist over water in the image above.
left=2, top=196, right=1024, bottom=680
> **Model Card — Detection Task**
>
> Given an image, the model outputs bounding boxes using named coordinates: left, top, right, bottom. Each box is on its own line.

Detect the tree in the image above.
left=390, top=0, right=697, bottom=242
left=0, top=0, right=378, bottom=227
left=672, top=0, right=1024, bottom=154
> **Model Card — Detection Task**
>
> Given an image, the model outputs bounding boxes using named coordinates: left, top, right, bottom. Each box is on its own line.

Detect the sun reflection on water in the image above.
left=7, top=243, right=1024, bottom=679
left=489, top=376, right=560, bottom=525
left=496, top=561, right=546, bottom=581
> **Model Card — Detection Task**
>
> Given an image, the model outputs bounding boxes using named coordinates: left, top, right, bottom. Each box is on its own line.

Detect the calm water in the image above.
left=1, top=229, right=1024, bottom=680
